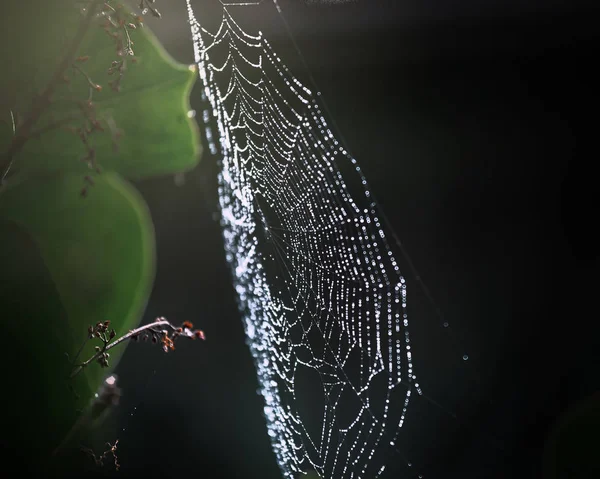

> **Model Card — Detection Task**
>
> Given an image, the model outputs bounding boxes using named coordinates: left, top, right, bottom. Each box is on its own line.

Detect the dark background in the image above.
left=58, top=1, right=600, bottom=478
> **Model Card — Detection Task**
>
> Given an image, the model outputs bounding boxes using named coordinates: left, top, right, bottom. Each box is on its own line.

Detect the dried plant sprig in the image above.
left=70, top=317, right=205, bottom=378
left=100, top=1, right=148, bottom=92
left=81, top=440, right=120, bottom=471
left=0, top=0, right=104, bottom=182
left=0, top=0, right=161, bottom=186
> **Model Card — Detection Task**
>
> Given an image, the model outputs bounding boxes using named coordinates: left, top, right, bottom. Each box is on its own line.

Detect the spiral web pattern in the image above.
left=187, top=1, right=424, bottom=477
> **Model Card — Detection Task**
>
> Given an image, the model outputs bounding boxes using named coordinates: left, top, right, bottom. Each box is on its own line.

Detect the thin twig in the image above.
left=70, top=319, right=203, bottom=378
left=72, top=63, right=102, bottom=93
left=82, top=440, right=120, bottom=471
left=1, top=111, right=17, bottom=183
left=69, top=336, right=91, bottom=368
left=9, top=110, right=15, bottom=135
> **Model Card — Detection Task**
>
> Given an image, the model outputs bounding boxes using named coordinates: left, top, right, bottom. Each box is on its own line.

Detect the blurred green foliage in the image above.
left=0, top=0, right=200, bottom=468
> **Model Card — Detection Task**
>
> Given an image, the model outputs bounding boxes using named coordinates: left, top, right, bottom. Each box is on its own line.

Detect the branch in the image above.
left=0, top=0, right=104, bottom=181
left=82, top=440, right=120, bottom=471
left=70, top=317, right=205, bottom=378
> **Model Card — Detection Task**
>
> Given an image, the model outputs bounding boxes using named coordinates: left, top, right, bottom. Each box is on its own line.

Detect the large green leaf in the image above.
left=0, top=172, right=155, bottom=460
left=1, top=0, right=200, bottom=179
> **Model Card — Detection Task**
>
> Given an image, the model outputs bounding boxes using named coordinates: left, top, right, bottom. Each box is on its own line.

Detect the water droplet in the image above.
left=443, top=321, right=449, bottom=328
left=463, top=354, right=469, bottom=361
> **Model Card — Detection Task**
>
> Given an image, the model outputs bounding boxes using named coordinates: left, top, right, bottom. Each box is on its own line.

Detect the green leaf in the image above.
left=0, top=172, right=155, bottom=458
left=1, top=0, right=200, bottom=179
left=0, top=2, right=201, bottom=466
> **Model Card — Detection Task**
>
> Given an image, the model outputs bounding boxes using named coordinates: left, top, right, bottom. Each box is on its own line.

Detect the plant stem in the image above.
left=0, top=0, right=103, bottom=182
left=70, top=320, right=175, bottom=378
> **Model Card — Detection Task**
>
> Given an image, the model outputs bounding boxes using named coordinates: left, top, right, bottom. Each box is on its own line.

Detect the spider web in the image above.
left=187, top=1, right=431, bottom=477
